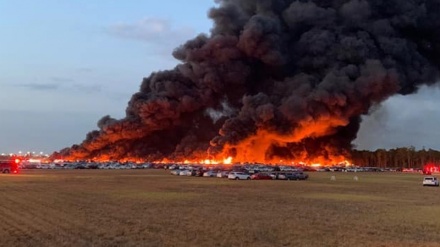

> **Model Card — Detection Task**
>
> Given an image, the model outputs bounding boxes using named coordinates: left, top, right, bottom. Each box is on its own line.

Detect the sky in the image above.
left=1, top=0, right=440, bottom=154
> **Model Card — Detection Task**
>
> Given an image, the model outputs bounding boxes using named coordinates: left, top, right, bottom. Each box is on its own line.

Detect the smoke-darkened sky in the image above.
left=1, top=0, right=439, bottom=154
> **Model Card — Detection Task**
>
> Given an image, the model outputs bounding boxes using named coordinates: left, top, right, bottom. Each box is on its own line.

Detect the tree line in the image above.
left=351, top=147, right=440, bottom=168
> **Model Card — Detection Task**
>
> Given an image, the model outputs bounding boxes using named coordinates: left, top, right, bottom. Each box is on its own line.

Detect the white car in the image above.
left=170, top=170, right=181, bottom=176
left=203, top=170, right=218, bottom=177
left=228, top=172, right=251, bottom=180
left=179, top=170, right=191, bottom=176
left=216, top=171, right=230, bottom=178
left=423, top=177, right=439, bottom=187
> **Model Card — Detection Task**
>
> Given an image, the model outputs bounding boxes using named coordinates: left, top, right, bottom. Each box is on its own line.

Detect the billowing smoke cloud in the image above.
left=57, top=0, right=440, bottom=163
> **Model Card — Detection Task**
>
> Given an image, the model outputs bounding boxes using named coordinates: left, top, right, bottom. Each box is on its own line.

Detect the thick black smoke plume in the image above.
left=58, top=0, right=440, bottom=163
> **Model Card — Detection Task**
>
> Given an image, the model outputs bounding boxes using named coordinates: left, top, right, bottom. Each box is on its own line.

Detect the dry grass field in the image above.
left=0, top=169, right=440, bottom=247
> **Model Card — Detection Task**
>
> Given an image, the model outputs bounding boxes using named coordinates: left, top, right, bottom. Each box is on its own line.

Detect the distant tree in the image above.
left=351, top=147, right=440, bottom=168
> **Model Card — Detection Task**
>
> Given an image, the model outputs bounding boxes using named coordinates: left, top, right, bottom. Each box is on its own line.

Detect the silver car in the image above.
left=228, top=172, right=251, bottom=180
left=423, top=177, right=439, bottom=186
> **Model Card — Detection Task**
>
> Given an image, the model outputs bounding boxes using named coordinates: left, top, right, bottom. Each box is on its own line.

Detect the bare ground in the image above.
left=0, top=170, right=439, bottom=247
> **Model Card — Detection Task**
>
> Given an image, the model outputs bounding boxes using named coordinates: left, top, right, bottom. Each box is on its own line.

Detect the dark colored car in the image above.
left=281, top=172, right=309, bottom=180
left=296, top=172, right=309, bottom=180
left=251, top=173, right=273, bottom=180
left=0, top=159, right=20, bottom=174
left=193, top=169, right=205, bottom=177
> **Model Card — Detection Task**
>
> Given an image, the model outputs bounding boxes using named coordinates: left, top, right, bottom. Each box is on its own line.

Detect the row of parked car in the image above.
left=20, top=162, right=155, bottom=170
left=170, top=168, right=309, bottom=181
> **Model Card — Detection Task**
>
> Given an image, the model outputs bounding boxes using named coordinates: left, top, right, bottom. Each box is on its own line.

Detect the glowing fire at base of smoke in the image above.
left=163, top=157, right=234, bottom=166
left=157, top=156, right=351, bottom=167
left=62, top=155, right=352, bottom=167
left=62, top=150, right=352, bottom=167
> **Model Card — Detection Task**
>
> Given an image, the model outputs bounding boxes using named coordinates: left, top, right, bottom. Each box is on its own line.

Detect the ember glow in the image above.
left=56, top=0, right=440, bottom=164
left=173, top=157, right=230, bottom=166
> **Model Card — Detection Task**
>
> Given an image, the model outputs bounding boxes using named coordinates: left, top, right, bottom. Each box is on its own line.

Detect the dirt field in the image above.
left=0, top=170, right=439, bottom=247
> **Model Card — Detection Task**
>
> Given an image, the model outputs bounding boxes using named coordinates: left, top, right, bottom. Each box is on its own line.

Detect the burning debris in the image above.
left=57, top=0, right=440, bottom=164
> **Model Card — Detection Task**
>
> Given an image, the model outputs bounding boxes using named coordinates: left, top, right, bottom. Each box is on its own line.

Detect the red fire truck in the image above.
left=423, top=164, right=440, bottom=175
left=0, top=158, right=20, bottom=174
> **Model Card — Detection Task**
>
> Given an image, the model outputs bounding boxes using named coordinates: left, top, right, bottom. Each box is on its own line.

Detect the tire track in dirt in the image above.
left=0, top=203, right=47, bottom=247
left=0, top=191, right=68, bottom=243
left=0, top=192, right=95, bottom=246
left=0, top=215, right=40, bottom=246
left=11, top=186, right=107, bottom=234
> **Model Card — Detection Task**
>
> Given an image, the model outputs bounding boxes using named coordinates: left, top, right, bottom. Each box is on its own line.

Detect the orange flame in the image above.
left=214, top=128, right=352, bottom=166
left=63, top=124, right=353, bottom=166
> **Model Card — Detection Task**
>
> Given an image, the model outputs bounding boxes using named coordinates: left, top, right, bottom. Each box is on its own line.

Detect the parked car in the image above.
left=295, top=172, right=309, bottom=180
left=194, top=169, right=204, bottom=177
left=203, top=170, right=218, bottom=177
left=271, top=172, right=291, bottom=180
left=188, top=170, right=197, bottom=176
left=228, top=172, right=251, bottom=180
left=216, top=171, right=230, bottom=178
left=269, top=172, right=279, bottom=180
left=168, top=164, right=178, bottom=170
left=423, top=176, right=439, bottom=187
left=280, top=172, right=309, bottom=180
left=251, top=173, right=273, bottom=180
left=276, top=173, right=288, bottom=180
left=170, top=170, right=181, bottom=176
left=179, top=170, right=191, bottom=176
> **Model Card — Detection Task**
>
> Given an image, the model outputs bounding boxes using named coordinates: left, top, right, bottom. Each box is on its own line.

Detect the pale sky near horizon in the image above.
left=1, top=0, right=440, bottom=154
